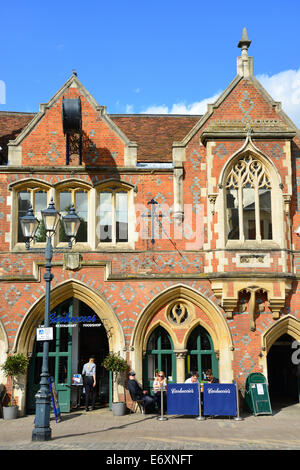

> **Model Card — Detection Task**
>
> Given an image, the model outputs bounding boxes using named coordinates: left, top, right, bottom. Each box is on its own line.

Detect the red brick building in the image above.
left=1, top=29, right=300, bottom=414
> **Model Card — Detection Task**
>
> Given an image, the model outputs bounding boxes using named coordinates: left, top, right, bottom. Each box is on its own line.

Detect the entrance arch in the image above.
left=14, top=279, right=125, bottom=356
left=262, top=315, right=300, bottom=406
left=14, top=280, right=125, bottom=415
left=130, top=284, right=233, bottom=384
left=26, top=298, right=110, bottom=413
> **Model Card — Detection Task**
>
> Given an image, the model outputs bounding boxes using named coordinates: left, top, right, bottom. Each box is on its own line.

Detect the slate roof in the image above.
left=0, top=111, right=200, bottom=165
left=0, top=111, right=36, bottom=164
left=110, top=114, right=200, bottom=162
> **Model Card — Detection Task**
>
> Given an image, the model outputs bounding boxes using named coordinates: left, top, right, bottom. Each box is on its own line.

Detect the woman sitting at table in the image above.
left=153, top=371, right=167, bottom=413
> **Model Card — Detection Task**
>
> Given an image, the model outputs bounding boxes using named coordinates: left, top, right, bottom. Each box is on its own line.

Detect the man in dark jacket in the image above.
left=205, top=369, right=219, bottom=383
left=127, top=371, right=154, bottom=413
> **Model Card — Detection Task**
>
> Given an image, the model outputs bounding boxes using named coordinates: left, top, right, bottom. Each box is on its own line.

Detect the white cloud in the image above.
left=141, top=92, right=222, bottom=115
left=135, top=69, right=300, bottom=128
left=257, top=69, right=300, bottom=128
left=126, top=104, right=134, bottom=113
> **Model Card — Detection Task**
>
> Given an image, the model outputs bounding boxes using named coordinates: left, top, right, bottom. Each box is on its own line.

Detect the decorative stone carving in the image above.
left=169, top=303, right=188, bottom=325
left=211, top=279, right=292, bottom=325
left=63, top=253, right=82, bottom=271
left=208, top=193, right=218, bottom=215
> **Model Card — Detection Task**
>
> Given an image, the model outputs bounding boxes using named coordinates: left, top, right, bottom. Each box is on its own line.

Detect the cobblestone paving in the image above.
left=1, top=405, right=300, bottom=451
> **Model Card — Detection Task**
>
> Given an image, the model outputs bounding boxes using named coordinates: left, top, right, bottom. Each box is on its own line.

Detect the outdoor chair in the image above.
left=128, top=391, right=145, bottom=414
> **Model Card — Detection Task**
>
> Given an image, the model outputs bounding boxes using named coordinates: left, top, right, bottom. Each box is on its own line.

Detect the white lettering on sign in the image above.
left=207, top=388, right=231, bottom=394
left=171, top=388, right=194, bottom=394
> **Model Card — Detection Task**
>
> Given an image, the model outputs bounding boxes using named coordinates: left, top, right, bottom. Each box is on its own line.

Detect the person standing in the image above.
left=82, top=356, right=97, bottom=411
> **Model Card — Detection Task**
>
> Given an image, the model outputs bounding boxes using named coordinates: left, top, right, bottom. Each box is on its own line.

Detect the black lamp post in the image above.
left=21, top=197, right=80, bottom=441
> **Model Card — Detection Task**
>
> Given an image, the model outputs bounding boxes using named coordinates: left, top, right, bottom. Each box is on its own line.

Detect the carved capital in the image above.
left=174, top=349, right=188, bottom=360
left=208, top=193, right=218, bottom=215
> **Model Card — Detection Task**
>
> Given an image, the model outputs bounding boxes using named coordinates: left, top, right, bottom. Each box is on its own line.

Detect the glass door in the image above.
left=27, top=299, right=73, bottom=413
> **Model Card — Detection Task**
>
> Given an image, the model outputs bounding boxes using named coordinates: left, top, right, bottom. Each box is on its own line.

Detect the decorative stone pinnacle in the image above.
left=238, top=27, right=251, bottom=51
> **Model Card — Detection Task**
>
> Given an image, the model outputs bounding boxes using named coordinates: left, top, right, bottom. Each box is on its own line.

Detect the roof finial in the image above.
left=238, top=28, right=251, bottom=54
left=72, top=69, right=77, bottom=76
left=237, top=28, right=253, bottom=78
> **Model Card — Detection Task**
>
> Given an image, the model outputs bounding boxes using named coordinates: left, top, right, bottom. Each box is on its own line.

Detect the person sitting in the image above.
left=185, top=371, right=199, bottom=383
left=153, top=371, right=167, bottom=413
left=205, top=369, right=219, bottom=383
left=127, top=371, right=154, bottom=413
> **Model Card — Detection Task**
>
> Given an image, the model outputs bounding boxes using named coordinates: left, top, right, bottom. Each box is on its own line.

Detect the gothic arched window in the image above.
left=225, top=155, right=272, bottom=242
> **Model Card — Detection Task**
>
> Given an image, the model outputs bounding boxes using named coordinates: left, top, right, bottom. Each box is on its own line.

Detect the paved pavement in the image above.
left=1, top=403, right=300, bottom=451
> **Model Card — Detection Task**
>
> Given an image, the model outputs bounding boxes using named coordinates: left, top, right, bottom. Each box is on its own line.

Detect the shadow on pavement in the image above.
left=51, top=414, right=158, bottom=441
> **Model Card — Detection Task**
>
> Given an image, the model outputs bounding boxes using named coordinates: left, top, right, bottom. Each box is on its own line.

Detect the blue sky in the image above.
left=2, top=0, right=300, bottom=125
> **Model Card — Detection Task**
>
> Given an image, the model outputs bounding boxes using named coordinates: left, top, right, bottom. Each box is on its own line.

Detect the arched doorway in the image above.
left=143, top=326, right=176, bottom=395
left=131, top=284, right=233, bottom=384
left=26, top=298, right=109, bottom=413
left=267, top=333, right=300, bottom=406
left=186, top=325, right=219, bottom=381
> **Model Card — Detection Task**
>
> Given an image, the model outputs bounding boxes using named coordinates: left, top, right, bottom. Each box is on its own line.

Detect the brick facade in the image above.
left=1, top=33, right=300, bottom=413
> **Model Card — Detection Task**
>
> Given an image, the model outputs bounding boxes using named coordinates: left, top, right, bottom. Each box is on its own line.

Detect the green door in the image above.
left=27, top=299, right=73, bottom=413
left=186, top=325, right=218, bottom=380
left=143, top=326, right=176, bottom=395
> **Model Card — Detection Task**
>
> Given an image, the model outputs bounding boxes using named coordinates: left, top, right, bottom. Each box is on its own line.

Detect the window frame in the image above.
left=56, top=186, right=89, bottom=247
left=220, top=150, right=283, bottom=249
left=96, top=181, right=134, bottom=249
left=12, top=181, right=51, bottom=250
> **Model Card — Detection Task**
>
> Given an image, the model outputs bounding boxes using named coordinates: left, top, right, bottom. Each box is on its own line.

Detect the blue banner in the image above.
left=203, top=383, right=237, bottom=416
left=167, top=383, right=199, bottom=415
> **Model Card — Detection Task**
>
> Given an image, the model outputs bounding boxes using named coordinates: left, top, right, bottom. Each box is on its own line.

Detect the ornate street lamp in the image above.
left=21, top=197, right=80, bottom=441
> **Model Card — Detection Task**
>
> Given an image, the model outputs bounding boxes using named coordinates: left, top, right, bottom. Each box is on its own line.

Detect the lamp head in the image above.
left=20, top=205, right=40, bottom=249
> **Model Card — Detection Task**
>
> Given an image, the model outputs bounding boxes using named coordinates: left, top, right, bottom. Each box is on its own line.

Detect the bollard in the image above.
left=157, top=383, right=168, bottom=421
left=234, top=380, right=243, bottom=421
left=195, top=382, right=205, bottom=421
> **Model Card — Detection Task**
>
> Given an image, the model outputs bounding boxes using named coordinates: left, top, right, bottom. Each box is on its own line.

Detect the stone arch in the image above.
left=142, top=319, right=177, bottom=353
left=219, top=135, right=282, bottom=187
left=216, top=135, right=285, bottom=247
left=14, top=279, right=125, bottom=356
left=130, top=284, right=233, bottom=383
left=262, top=314, right=300, bottom=353
left=182, top=318, right=219, bottom=353
left=260, top=315, right=300, bottom=377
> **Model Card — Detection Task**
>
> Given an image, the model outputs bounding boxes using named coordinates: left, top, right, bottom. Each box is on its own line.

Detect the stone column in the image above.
left=174, top=349, right=188, bottom=383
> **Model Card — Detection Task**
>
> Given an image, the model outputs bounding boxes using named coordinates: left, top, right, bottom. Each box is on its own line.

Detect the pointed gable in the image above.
left=7, top=74, right=133, bottom=167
